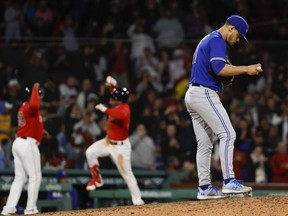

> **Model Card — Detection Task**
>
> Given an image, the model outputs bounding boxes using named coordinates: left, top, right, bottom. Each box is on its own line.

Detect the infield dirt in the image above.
left=36, top=196, right=288, bottom=216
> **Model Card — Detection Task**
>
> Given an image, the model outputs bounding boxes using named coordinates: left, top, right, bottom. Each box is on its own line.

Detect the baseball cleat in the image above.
left=86, top=177, right=104, bottom=191
left=1, top=211, right=17, bottom=215
left=224, top=191, right=253, bottom=198
left=222, top=179, right=252, bottom=194
left=132, top=198, right=145, bottom=205
left=197, top=185, right=226, bottom=200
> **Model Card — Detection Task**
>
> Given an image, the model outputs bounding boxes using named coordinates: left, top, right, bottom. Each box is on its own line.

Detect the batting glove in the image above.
left=95, top=103, right=107, bottom=112
left=106, top=76, right=117, bottom=86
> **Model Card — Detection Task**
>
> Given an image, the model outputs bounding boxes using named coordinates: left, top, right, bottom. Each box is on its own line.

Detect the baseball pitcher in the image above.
left=85, top=76, right=144, bottom=206
left=185, top=15, right=262, bottom=199
left=1, top=83, right=49, bottom=215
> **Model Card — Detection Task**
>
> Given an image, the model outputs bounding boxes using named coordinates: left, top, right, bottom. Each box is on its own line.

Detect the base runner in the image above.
left=85, top=76, right=144, bottom=206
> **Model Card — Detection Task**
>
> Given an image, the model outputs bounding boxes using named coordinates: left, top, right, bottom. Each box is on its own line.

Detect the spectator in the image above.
left=162, top=156, right=197, bottom=189
left=33, top=0, right=54, bottom=38
left=0, top=101, right=13, bottom=167
left=130, top=123, right=156, bottom=170
left=270, top=141, right=288, bottom=182
left=70, top=111, right=101, bottom=168
left=169, top=48, right=187, bottom=85
left=63, top=102, right=82, bottom=143
left=153, top=8, right=184, bottom=49
left=184, top=1, right=212, bottom=40
left=48, top=46, right=71, bottom=82
left=42, top=78, right=60, bottom=115
left=58, top=75, right=79, bottom=115
left=24, top=48, right=48, bottom=86
left=247, top=146, right=270, bottom=183
left=54, top=16, right=79, bottom=53
left=4, top=1, right=23, bottom=43
left=76, top=78, right=95, bottom=112
left=106, top=38, right=130, bottom=88
left=159, top=123, right=185, bottom=163
left=127, top=19, right=155, bottom=75
left=0, top=142, right=7, bottom=168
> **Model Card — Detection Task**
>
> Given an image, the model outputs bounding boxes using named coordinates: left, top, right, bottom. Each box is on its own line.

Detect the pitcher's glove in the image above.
left=222, top=57, right=234, bottom=87
left=221, top=76, right=234, bottom=87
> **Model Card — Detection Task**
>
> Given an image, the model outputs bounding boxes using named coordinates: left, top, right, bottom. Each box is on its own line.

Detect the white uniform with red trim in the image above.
left=85, top=77, right=144, bottom=205
left=1, top=85, right=43, bottom=215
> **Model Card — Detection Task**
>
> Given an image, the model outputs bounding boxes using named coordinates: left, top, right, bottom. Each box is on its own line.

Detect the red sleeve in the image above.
left=105, top=105, right=128, bottom=119
left=29, top=86, right=40, bottom=114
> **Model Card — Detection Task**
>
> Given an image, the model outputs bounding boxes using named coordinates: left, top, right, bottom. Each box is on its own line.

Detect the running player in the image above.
left=85, top=76, right=144, bottom=206
left=1, top=83, right=49, bottom=215
left=184, top=15, right=262, bottom=199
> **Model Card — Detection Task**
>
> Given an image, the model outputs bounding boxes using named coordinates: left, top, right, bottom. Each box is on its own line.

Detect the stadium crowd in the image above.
left=0, top=0, right=288, bottom=184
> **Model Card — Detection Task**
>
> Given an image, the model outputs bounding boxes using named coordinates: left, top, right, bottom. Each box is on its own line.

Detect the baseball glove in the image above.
left=221, top=57, right=234, bottom=87
left=220, top=75, right=234, bottom=87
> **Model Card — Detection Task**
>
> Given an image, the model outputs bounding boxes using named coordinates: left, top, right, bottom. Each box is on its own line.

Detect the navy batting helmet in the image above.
left=110, top=87, right=130, bottom=102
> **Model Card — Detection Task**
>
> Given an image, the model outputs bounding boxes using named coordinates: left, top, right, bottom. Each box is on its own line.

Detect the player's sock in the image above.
left=199, top=184, right=210, bottom=190
left=224, top=178, right=234, bottom=184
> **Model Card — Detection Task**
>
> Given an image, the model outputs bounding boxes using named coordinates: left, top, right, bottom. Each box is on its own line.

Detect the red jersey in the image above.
left=105, top=103, right=130, bottom=140
left=17, top=86, right=44, bottom=143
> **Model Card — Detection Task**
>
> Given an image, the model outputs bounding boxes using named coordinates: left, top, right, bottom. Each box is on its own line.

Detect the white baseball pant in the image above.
left=86, top=137, right=143, bottom=204
left=1, top=137, right=41, bottom=215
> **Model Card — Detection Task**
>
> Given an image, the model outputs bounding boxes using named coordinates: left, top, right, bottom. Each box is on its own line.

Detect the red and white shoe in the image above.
left=86, top=176, right=104, bottom=191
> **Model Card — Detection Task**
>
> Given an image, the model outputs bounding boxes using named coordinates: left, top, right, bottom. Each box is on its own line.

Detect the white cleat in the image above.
left=222, top=179, right=252, bottom=197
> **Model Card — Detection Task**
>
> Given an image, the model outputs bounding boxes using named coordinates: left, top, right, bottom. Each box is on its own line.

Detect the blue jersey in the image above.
left=190, top=31, right=227, bottom=92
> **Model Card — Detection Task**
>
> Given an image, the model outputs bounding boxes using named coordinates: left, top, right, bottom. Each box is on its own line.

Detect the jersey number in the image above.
left=18, top=112, right=26, bottom=127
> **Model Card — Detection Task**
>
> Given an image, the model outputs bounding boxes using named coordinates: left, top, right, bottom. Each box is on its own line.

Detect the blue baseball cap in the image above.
left=227, top=15, right=249, bottom=42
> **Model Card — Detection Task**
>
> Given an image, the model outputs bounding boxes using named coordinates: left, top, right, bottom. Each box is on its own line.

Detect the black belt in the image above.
left=191, top=83, right=201, bottom=87
left=20, top=137, right=27, bottom=139
left=110, top=141, right=124, bottom=145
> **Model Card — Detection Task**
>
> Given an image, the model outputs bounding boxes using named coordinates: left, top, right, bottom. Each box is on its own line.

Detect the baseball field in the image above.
left=36, top=196, right=288, bottom=216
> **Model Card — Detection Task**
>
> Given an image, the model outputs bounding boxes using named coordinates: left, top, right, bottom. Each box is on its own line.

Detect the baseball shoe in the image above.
left=132, top=198, right=145, bottom=205
left=1, top=210, right=16, bottom=215
left=86, top=175, right=104, bottom=191
left=222, top=179, right=252, bottom=194
left=1, top=206, right=16, bottom=215
left=197, top=185, right=225, bottom=200
left=24, top=209, right=39, bottom=215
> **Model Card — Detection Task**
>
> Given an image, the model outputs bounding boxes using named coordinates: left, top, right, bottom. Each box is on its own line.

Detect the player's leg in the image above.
left=185, top=87, right=224, bottom=199
left=190, top=111, right=214, bottom=185
left=21, top=138, right=41, bottom=214
left=110, top=139, right=144, bottom=205
left=85, top=138, right=110, bottom=190
left=193, top=88, right=251, bottom=194
left=1, top=139, right=28, bottom=215
left=188, top=111, right=224, bottom=199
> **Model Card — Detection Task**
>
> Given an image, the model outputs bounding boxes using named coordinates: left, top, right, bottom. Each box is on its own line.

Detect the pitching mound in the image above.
left=38, top=196, right=288, bottom=216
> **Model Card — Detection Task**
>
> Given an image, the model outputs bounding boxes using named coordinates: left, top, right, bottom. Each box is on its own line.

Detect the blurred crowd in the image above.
left=0, top=0, right=288, bottom=184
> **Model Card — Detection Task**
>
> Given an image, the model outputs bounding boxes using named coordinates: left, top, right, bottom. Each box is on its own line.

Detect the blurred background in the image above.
left=0, top=0, right=288, bottom=212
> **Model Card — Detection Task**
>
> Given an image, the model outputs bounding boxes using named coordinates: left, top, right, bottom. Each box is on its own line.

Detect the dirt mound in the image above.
left=38, top=196, right=288, bottom=216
